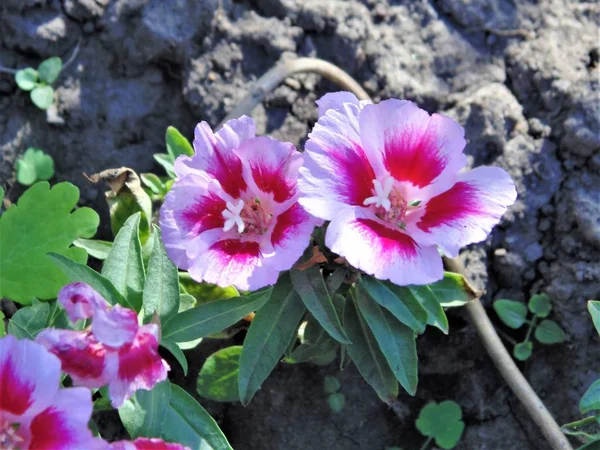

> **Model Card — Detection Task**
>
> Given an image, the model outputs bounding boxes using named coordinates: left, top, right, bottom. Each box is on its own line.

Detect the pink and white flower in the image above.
left=0, top=335, right=102, bottom=449
left=37, top=283, right=170, bottom=408
left=159, top=116, right=317, bottom=291
left=299, top=92, right=517, bottom=286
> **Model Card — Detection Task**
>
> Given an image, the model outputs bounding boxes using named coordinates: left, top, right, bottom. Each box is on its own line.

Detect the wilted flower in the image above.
left=159, top=116, right=317, bottom=291
left=0, top=335, right=101, bottom=449
left=299, top=92, right=517, bottom=285
left=37, top=283, right=169, bottom=408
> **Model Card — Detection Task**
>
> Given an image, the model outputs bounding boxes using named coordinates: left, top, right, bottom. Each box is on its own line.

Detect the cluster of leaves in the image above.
left=561, top=301, right=600, bottom=449
left=15, top=57, right=62, bottom=110
left=493, top=294, right=566, bottom=361
left=15, top=148, right=55, bottom=186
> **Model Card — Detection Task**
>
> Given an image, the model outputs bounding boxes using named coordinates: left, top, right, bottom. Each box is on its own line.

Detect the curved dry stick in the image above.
left=224, top=56, right=572, bottom=450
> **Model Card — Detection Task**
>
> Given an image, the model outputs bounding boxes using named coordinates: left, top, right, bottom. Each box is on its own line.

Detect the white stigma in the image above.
left=222, top=199, right=245, bottom=233
left=363, top=177, right=394, bottom=211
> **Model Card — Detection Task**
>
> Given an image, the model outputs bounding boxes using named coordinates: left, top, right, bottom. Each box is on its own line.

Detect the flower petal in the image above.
left=316, top=91, right=363, bottom=116
left=300, top=103, right=377, bottom=219
left=359, top=100, right=467, bottom=198
left=188, top=238, right=265, bottom=291
left=407, top=166, right=517, bottom=257
left=234, top=136, right=301, bottom=204
left=174, top=117, right=254, bottom=198
left=92, top=305, right=139, bottom=348
left=36, top=329, right=109, bottom=388
left=159, top=174, right=227, bottom=270
left=27, top=387, right=97, bottom=450
left=111, top=438, right=191, bottom=450
left=58, top=282, right=108, bottom=322
left=326, top=209, right=443, bottom=285
left=268, top=202, right=315, bottom=270
left=107, top=325, right=169, bottom=408
left=0, top=336, right=60, bottom=419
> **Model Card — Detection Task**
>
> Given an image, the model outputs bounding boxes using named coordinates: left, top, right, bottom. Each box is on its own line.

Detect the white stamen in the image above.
left=363, top=177, right=394, bottom=211
left=222, top=199, right=245, bottom=233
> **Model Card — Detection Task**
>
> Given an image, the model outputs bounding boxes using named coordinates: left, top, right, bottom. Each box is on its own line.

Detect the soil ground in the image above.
left=1, top=1, right=599, bottom=449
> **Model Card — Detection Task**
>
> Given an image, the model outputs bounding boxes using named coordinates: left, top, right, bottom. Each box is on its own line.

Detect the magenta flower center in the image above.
left=222, top=198, right=273, bottom=236
left=0, top=422, right=25, bottom=450
left=363, top=177, right=421, bottom=228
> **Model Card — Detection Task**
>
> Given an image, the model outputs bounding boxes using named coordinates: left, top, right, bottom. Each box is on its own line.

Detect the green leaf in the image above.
left=30, top=85, right=54, bottom=110
left=0, top=311, right=5, bottom=337
left=143, top=227, right=179, bottom=323
left=160, top=337, right=188, bottom=376
left=102, top=213, right=145, bottom=312
left=141, top=173, right=167, bottom=195
left=561, top=416, right=600, bottom=444
left=15, top=68, right=38, bottom=90
left=355, top=286, right=418, bottom=395
left=73, top=238, right=113, bottom=260
left=37, top=57, right=62, bottom=84
left=325, top=267, right=347, bottom=295
left=358, top=276, right=427, bottom=333
left=119, top=380, right=233, bottom=449
left=291, top=267, right=350, bottom=343
left=49, top=253, right=127, bottom=308
left=0, top=182, right=99, bottom=304
left=154, top=153, right=176, bottom=178
left=407, top=285, right=449, bottom=334
left=589, top=301, right=600, bottom=336
left=284, top=317, right=338, bottom=364
left=16, top=148, right=55, bottom=186
left=197, top=346, right=242, bottom=402
left=0, top=187, right=4, bottom=206
left=342, top=295, right=398, bottom=403
left=8, top=301, right=50, bottom=339
left=328, top=393, right=345, bottom=413
left=416, top=400, right=465, bottom=449
left=239, top=273, right=306, bottom=405
left=513, top=342, right=533, bottom=361
left=324, top=375, right=341, bottom=394
left=528, top=293, right=552, bottom=318
left=162, top=288, right=272, bottom=343
left=580, top=380, right=600, bottom=415
left=429, top=272, right=477, bottom=307
left=493, top=299, right=527, bottom=329
left=534, top=319, right=566, bottom=344
left=166, top=126, right=194, bottom=159
left=179, top=273, right=239, bottom=305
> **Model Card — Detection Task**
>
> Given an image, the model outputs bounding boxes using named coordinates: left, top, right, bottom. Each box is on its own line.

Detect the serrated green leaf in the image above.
left=154, top=153, right=176, bottom=178
left=343, top=296, right=398, bottom=403
left=179, top=273, right=239, bottom=305
left=429, top=272, right=477, bottom=307
left=7, top=301, right=50, bottom=339
left=513, top=342, right=532, bottom=361
left=166, top=126, right=194, bottom=159
left=356, top=286, right=418, bottom=395
left=30, top=85, right=54, bottom=110
left=197, top=346, right=242, bottom=402
left=528, top=293, right=552, bottom=318
left=534, top=319, right=566, bottom=344
left=15, top=68, right=38, bottom=90
left=49, top=253, right=128, bottom=308
left=119, top=380, right=232, bottom=449
left=143, top=226, right=179, bottom=323
left=160, top=337, right=188, bottom=376
left=328, top=393, right=345, bottom=413
left=162, top=288, right=271, bottom=343
left=102, top=213, right=145, bottom=312
left=359, top=276, right=427, bottom=333
left=416, top=400, right=465, bottom=449
left=16, top=148, right=55, bottom=186
left=580, top=380, right=600, bottom=415
left=493, top=299, right=527, bottom=329
left=408, top=285, right=449, bottom=334
left=0, top=182, right=99, bottom=304
left=37, top=57, right=62, bottom=84
left=239, top=273, right=306, bottom=405
left=73, top=238, right=113, bottom=260
left=589, top=301, right=600, bottom=336
left=291, top=267, right=349, bottom=343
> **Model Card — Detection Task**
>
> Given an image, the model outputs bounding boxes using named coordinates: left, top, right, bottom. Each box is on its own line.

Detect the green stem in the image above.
left=524, top=316, right=537, bottom=343
left=419, top=436, right=433, bottom=450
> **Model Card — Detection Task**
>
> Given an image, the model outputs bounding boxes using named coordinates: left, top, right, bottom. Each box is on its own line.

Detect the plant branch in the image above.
left=224, top=55, right=572, bottom=450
